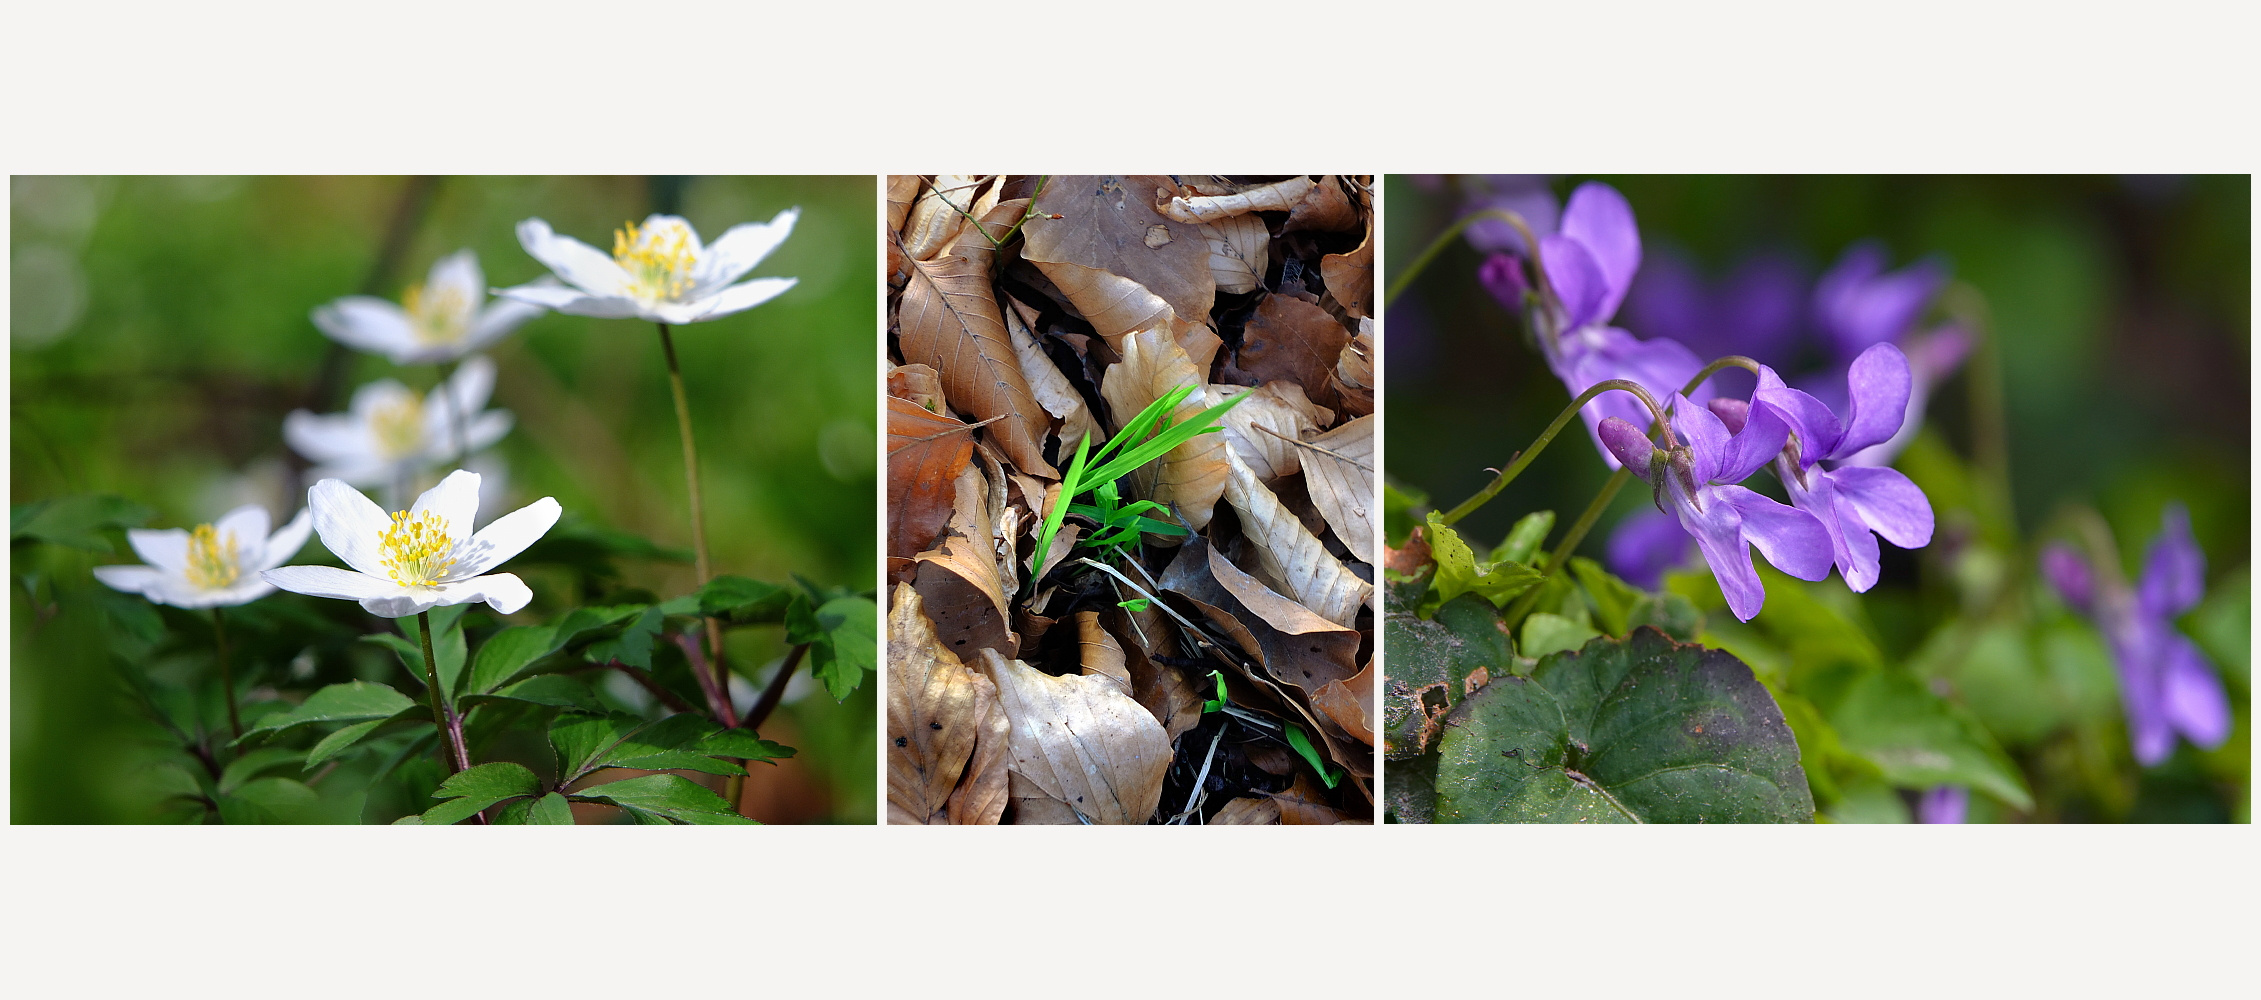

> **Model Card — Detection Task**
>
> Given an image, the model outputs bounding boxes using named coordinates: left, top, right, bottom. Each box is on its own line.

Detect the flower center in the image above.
left=371, top=393, right=427, bottom=460
left=402, top=281, right=472, bottom=345
left=378, top=510, right=457, bottom=587
left=612, top=219, right=698, bottom=302
left=184, top=523, right=242, bottom=590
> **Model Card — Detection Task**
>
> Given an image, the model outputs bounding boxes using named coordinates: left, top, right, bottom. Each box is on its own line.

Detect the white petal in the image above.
left=126, top=528, right=190, bottom=575
left=257, top=508, right=315, bottom=571
left=210, top=504, right=272, bottom=557
left=679, top=277, right=797, bottom=322
left=516, top=218, right=631, bottom=297
left=283, top=410, right=375, bottom=464
left=360, top=591, right=448, bottom=618
left=427, top=249, right=484, bottom=308
left=347, top=379, right=417, bottom=421
left=442, top=572, right=533, bottom=615
left=692, top=207, right=799, bottom=291
left=410, top=469, right=483, bottom=543
left=456, top=410, right=513, bottom=456
left=261, top=564, right=404, bottom=602
left=307, top=478, right=392, bottom=577
left=640, top=213, right=705, bottom=254
left=464, top=292, right=548, bottom=349
left=552, top=294, right=650, bottom=320
left=447, top=496, right=560, bottom=579
left=172, top=579, right=276, bottom=609
left=311, top=297, right=419, bottom=361
left=92, top=564, right=168, bottom=599
left=494, top=282, right=599, bottom=310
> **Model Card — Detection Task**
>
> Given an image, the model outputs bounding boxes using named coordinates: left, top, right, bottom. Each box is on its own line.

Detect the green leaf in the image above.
left=1434, top=629, right=1815, bottom=823
left=583, top=605, right=666, bottom=669
left=548, top=712, right=787, bottom=785
left=11, top=494, right=154, bottom=553
left=1494, top=510, right=1555, bottom=567
left=1382, top=479, right=1429, bottom=548
left=1626, top=592, right=1703, bottom=643
left=697, top=575, right=790, bottom=622
left=690, top=728, right=795, bottom=764
left=1417, top=511, right=1541, bottom=617
left=809, top=595, right=877, bottom=700
left=526, top=792, right=575, bottom=825
left=569, top=774, right=755, bottom=824
left=1815, top=668, right=2034, bottom=812
left=464, top=675, right=604, bottom=713
left=422, top=762, right=542, bottom=825
left=468, top=625, right=558, bottom=695
left=219, top=747, right=305, bottom=793
left=1520, top=612, right=1600, bottom=660
left=1382, top=585, right=1512, bottom=759
left=240, top=681, right=418, bottom=741
left=219, top=777, right=322, bottom=824
left=1282, top=724, right=1341, bottom=789
left=304, top=718, right=408, bottom=767
left=1567, top=557, right=1644, bottom=637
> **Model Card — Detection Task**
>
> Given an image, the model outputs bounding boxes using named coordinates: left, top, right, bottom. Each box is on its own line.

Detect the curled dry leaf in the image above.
left=1100, top=328, right=1233, bottom=535
left=1213, top=381, right=1333, bottom=483
left=1029, top=258, right=1178, bottom=350
left=902, top=174, right=990, bottom=262
left=1296, top=414, right=1375, bottom=565
left=1264, top=772, right=1353, bottom=825
left=886, top=394, right=977, bottom=573
left=1201, top=213, right=1270, bottom=295
left=1024, top=175, right=1215, bottom=324
left=1329, top=322, right=1375, bottom=418
left=1320, top=218, right=1375, bottom=319
left=912, top=464, right=1018, bottom=659
left=979, top=649, right=1172, bottom=825
left=1312, top=660, right=1376, bottom=746
left=1112, top=604, right=1204, bottom=746
left=887, top=584, right=1008, bottom=825
left=1210, top=796, right=1283, bottom=825
left=898, top=198, right=1056, bottom=477
left=1158, top=175, right=1317, bottom=224
left=886, top=174, right=921, bottom=237
left=1075, top=611, right=1132, bottom=693
left=1005, top=297, right=1105, bottom=454
left=1221, top=448, right=1372, bottom=628
left=1283, top=175, right=1361, bottom=234
left=1234, top=293, right=1352, bottom=403
left=886, top=363, right=947, bottom=413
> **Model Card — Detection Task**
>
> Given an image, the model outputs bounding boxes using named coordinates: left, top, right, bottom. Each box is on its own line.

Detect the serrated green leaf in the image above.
left=304, top=717, right=402, bottom=767
left=240, top=681, right=418, bottom=741
left=583, top=605, right=664, bottom=669
left=546, top=711, right=776, bottom=783
left=469, top=625, right=558, bottom=694
left=1418, top=511, right=1541, bottom=617
left=525, top=792, right=574, bottom=824
left=692, top=728, right=795, bottom=764
left=464, top=674, right=604, bottom=713
left=1494, top=510, right=1555, bottom=566
left=422, top=762, right=542, bottom=825
left=569, top=774, right=754, bottom=824
left=697, top=575, right=789, bottom=622
left=219, top=747, right=305, bottom=793
left=809, top=595, right=876, bottom=700
left=1434, top=629, right=1815, bottom=823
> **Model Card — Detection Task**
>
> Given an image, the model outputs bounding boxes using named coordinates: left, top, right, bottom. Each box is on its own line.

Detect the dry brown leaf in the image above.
left=1283, top=175, right=1360, bottom=234
left=901, top=174, right=986, bottom=261
left=887, top=584, right=1002, bottom=824
left=1210, top=796, right=1282, bottom=825
left=1005, top=297, right=1104, bottom=455
left=1200, top=213, right=1270, bottom=294
left=1329, top=322, right=1375, bottom=418
left=1112, top=605, right=1204, bottom=746
left=979, top=649, right=1172, bottom=825
left=886, top=395, right=976, bottom=572
left=1075, top=611, right=1132, bottom=693
left=1212, top=381, right=1333, bottom=483
left=1100, top=328, right=1232, bottom=535
left=1026, top=258, right=1175, bottom=350
left=1234, top=293, right=1351, bottom=400
left=1321, top=218, right=1375, bottom=319
left=1312, top=659, right=1376, bottom=746
left=1196, top=542, right=1362, bottom=698
left=1264, top=773, right=1353, bottom=825
left=911, top=464, right=1018, bottom=660
left=898, top=198, right=1055, bottom=478
left=886, top=175, right=921, bottom=236
left=1159, top=176, right=1317, bottom=224
left=948, top=664, right=1012, bottom=825
left=1221, top=449, right=1372, bottom=628
left=1383, top=524, right=1432, bottom=577
left=1007, top=770, right=1081, bottom=825
left=1025, top=176, right=1215, bottom=325
left=886, top=364, right=947, bottom=413
left=1297, top=414, right=1375, bottom=565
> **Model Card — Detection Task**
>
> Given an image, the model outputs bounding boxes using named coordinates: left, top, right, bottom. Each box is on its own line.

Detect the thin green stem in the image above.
left=1502, top=467, right=1636, bottom=626
left=213, top=606, right=241, bottom=740
left=1683, top=355, right=1764, bottom=393
left=417, top=611, right=470, bottom=777
left=1383, top=208, right=1542, bottom=312
left=654, top=321, right=734, bottom=719
left=1438, top=378, right=1673, bottom=527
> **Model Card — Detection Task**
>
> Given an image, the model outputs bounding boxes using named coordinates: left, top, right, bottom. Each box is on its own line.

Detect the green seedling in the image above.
left=1283, top=722, right=1344, bottom=789
left=1201, top=669, right=1227, bottom=713
left=1028, top=384, right=1247, bottom=584
left=1117, top=597, right=1152, bottom=613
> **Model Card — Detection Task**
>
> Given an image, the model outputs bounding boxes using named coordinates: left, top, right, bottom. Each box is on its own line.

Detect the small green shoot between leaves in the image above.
left=1028, top=385, right=1248, bottom=585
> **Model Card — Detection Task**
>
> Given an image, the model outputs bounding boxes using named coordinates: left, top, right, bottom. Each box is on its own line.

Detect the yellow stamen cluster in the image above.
left=612, top=219, right=698, bottom=301
left=402, top=281, right=471, bottom=345
left=371, top=393, right=427, bottom=459
left=184, top=523, right=242, bottom=590
left=378, top=510, right=457, bottom=587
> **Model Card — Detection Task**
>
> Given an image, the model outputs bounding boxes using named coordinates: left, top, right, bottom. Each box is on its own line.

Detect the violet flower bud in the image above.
left=1478, top=252, right=1528, bottom=313
left=2040, top=542, right=2093, bottom=614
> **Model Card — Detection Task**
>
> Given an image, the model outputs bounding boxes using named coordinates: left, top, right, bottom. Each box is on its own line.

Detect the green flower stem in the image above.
left=417, top=611, right=471, bottom=777
left=718, top=642, right=805, bottom=817
left=212, top=606, right=241, bottom=741
left=1383, top=208, right=1544, bottom=312
left=1437, top=378, right=1673, bottom=528
left=654, top=321, right=735, bottom=721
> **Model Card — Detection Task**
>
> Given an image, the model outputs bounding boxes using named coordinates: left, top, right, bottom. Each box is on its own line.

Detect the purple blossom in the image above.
left=2046, top=505, right=2231, bottom=765
left=1748, top=343, right=1936, bottom=592
left=1813, top=241, right=1948, bottom=364
left=1916, top=785, right=1968, bottom=824
left=1599, top=394, right=1832, bottom=622
left=1606, top=508, right=1696, bottom=590
left=1625, top=246, right=1807, bottom=395
left=1458, top=175, right=1559, bottom=257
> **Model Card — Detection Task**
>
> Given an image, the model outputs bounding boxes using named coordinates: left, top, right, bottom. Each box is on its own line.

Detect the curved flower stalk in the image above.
left=2043, top=505, right=2231, bottom=765
left=499, top=210, right=799, bottom=324
left=1747, top=343, right=1936, bottom=593
left=94, top=504, right=312, bottom=609
left=1598, top=394, right=1832, bottom=621
left=312, top=250, right=549, bottom=365
left=262, top=470, right=558, bottom=618
left=282, top=356, right=512, bottom=489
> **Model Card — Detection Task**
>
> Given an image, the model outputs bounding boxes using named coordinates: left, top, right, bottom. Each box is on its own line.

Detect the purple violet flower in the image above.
left=1458, top=175, right=1559, bottom=257
left=1606, top=507, right=1697, bottom=591
left=1916, top=785, right=1968, bottom=824
left=2045, top=505, right=2231, bottom=765
left=1625, top=246, right=1807, bottom=395
left=1747, top=343, right=1936, bottom=592
left=1598, top=394, right=1832, bottom=622
left=1809, top=242, right=1971, bottom=467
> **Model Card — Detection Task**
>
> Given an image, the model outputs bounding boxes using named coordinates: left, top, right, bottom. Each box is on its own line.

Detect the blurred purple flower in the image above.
left=1916, top=785, right=1968, bottom=824
left=1459, top=175, right=1558, bottom=257
left=1749, top=344, right=1936, bottom=592
left=1625, top=246, right=1807, bottom=392
left=1813, top=241, right=1948, bottom=363
left=1599, top=394, right=1832, bottom=622
left=1478, top=252, right=1528, bottom=313
left=1607, top=508, right=1697, bottom=590
left=2045, top=504, right=2231, bottom=765
left=2040, top=542, right=2093, bottom=613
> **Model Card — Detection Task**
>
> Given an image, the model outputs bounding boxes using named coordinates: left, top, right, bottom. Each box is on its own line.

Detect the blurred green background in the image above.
left=1386, top=175, right=2249, bottom=822
left=12, top=175, right=877, bottom=823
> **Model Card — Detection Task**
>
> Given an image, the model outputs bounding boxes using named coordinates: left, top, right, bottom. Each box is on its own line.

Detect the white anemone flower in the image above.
left=312, top=250, right=550, bottom=364
left=497, top=210, right=799, bottom=324
left=262, top=471, right=559, bottom=618
left=283, top=356, right=511, bottom=486
left=93, top=505, right=313, bottom=609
